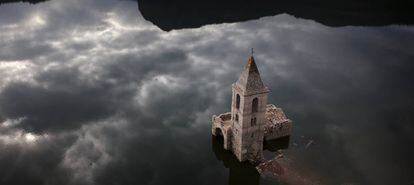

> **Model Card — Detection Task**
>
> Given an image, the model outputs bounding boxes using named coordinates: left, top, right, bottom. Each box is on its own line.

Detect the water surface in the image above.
left=0, top=0, right=413, bottom=185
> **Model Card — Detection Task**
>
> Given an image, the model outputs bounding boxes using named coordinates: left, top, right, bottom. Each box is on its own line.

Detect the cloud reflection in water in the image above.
left=0, top=0, right=413, bottom=184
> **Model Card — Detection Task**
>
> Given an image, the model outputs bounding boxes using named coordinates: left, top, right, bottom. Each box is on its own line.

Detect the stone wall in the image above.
left=263, top=104, right=292, bottom=141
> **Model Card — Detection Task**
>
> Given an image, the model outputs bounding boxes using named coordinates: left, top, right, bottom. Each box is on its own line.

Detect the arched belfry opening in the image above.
left=252, top=98, right=258, bottom=113
left=215, top=128, right=223, bottom=138
left=236, top=94, right=240, bottom=109
left=251, top=117, right=256, bottom=126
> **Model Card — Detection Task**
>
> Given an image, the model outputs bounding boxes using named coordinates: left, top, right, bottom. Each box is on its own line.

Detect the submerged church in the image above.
left=211, top=54, right=292, bottom=163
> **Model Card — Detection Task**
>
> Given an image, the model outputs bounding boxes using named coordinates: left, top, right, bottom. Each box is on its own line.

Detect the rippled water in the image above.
left=0, top=0, right=413, bottom=185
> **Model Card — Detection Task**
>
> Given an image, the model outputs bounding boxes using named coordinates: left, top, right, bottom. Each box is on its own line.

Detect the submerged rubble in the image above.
left=256, top=155, right=324, bottom=185
left=256, top=158, right=284, bottom=176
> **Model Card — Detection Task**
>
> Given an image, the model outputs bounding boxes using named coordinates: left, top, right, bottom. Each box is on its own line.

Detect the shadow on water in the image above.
left=212, top=135, right=290, bottom=185
left=263, top=136, right=290, bottom=152
left=137, top=0, right=414, bottom=31
left=212, top=135, right=260, bottom=185
left=1, top=0, right=413, bottom=31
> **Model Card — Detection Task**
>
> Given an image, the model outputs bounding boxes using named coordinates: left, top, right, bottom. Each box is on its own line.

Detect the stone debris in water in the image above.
left=276, top=153, right=284, bottom=159
left=256, top=158, right=284, bottom=176
left=305, top=140, right=314, bottom=149
left=256, top=157, right=324, bottom=185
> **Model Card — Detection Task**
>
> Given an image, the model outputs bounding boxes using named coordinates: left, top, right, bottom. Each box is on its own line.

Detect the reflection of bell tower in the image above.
left=211, top=136, right=260, bottom=185
left=231, top=54, right=269, bottom=162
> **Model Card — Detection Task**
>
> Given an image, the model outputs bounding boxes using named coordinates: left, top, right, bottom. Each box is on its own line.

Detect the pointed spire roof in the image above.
left=235, top=55, right=269, bottom=95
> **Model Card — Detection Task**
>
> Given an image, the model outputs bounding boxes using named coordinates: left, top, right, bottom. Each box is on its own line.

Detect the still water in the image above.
left=0, top=0, right=413, bottom=185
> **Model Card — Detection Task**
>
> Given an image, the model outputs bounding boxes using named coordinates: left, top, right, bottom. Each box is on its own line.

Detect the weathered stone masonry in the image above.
left=212, top=55, right=292, bottom=163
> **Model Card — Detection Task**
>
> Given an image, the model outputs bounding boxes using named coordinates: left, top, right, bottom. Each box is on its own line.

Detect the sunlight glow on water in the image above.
left=24, top=133, right=38, bottom=142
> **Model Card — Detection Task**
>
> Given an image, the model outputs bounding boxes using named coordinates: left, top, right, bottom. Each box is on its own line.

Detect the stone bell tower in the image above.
left=230, top=54, right=269, bottom=162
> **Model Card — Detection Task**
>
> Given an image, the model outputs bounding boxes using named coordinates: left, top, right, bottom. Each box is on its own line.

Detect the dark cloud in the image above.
left=90, top=125, right=226, bottom=185
left=0, top=47, right=193, bottom=133
left=0, top=131, right=77, bottom=185
left=0, top=38, right=55, bottom=61
left=0, top=81, right=115, bottom=133
left=0, top=0, right=413, bottom=185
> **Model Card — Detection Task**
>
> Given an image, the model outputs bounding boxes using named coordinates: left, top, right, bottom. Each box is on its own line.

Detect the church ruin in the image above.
left=211, top=54, right=292, bottom=163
